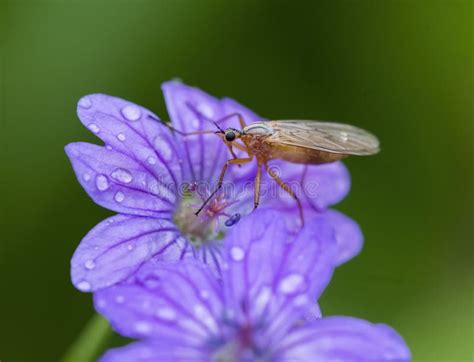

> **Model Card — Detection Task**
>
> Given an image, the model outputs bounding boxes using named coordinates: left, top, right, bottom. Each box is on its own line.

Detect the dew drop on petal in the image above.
left=95, top=174, right=109, bottom=191
left=279, top=273, right=305, bottom=295
left=147, top=156, right=156, bottom=165
left=198, top=103, right=214, bottom=118
left=127, top=244, right=134, bottom=251
left=82, top=173, right=91, bottom=182
left=111, top=168, right=133, bottom=183
left=77, top=280, right=91, bottom=292
left=114, top=191, right=125, bottom=203
left=156, top=307, right=176, bottom=321
left=78, top=96, right=92, bottom=109
left=191, top=118, right=200, bottom=128
left=134, top=321, right=152, bottom=334
left=84, top=260, right=96, bottom=270
left=293, top=294, right=310, bottom=306
left=154, top=136, right=173, bottom=161
left=117, top=133, right=126, bottom=141
left=230, top=246, right=245, bottom=261
left=88, top=123, right=100, bottom=134
left=115, top=295, right=125, bottom=304
left=105, top=145, right=113, bottom=151
left=254, top=286, right=272, bottom=313
left=121, top=105, right=141, bottom=121
left=194, top=305, right=218, bottom=333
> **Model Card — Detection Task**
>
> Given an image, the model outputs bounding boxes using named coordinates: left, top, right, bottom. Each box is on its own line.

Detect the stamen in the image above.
left=225, top=213, right=241, bottom=227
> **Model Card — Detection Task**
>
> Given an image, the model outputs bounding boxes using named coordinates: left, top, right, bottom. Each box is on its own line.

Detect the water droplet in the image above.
left=293, top=294, right=310, bottom=306
left=194, top=305, right=217, bottom=333
left=279, top=273, right=305, bottom=295
left=197, top=103, right=214, bottom=118
left=111, top=168, right=133, bottom=183
left=114, top=191, right=125, bottom=203
left=147, top=156, right=156, bottom=165
left=121, top=105, right=141, bottom=121
left=117, top=133, right=126, bottom=141
left=115, top=295, right=125, bottom=303
left=230, top=246, right=245, bottom=261
left=254, top=286, right=272, bottom=313
left=95, top=174, right=109, bottom=191
left=154, top=136, right=173, bottom=161
left=191, top=118, right=200, bottom=128
left=82, top=173, right=91, bottom=182
left=78, top=96, right=92, bottom=109
left=134, top=321, right=152, bottom=334
left=156, top=307, right=176, bottom=320
left=225, top=213, right=241, bottom=227
left=84, top=260, right=95, bottom=270
left=88, top=123, right=100, bottom=134
left=105, top=145, right=113, bottom=151
left=127, top=244, right=134, bottom=251
left=77, top=280, right=91, bottom=292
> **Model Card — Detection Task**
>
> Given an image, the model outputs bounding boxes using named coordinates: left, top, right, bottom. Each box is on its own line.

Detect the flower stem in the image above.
left=62, top=313, right=113, bottom=362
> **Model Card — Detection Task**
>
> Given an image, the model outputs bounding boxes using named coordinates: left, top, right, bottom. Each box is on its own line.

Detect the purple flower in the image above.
left=95, top=210, right=411, bottom=361
left=65, top=81, right=362, bottom=292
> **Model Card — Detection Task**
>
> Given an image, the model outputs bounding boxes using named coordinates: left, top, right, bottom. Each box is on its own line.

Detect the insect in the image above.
left=153, top=108, right=379, bottom=225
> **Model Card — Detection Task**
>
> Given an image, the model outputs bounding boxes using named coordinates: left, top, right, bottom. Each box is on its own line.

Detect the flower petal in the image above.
left=65, top=142, right=175, bottom=217
left=99, top=340, right=209, bottom=362
left=76, top=94, right=182, bottom=192
left=162, top=81, right=231, bottom=184
left=94, top=260, right=224, bottom=344
left=71, top=215, right=183, bottom=292
left=222, top=209, right=338, bottom=344
left=313, top=209, right=364, bottom=266
left=277, top=316, right=411, bottom=361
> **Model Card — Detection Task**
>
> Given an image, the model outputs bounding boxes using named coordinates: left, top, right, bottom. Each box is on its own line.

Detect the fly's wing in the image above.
left=265, top=120, right=380, bottom=155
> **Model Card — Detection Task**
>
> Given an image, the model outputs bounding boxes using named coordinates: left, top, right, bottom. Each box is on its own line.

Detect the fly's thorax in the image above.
left=242, top=122, right=274, bottom=137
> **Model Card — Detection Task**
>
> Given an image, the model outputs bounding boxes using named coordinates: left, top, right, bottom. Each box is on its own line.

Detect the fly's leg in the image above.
left=195, top=157, right=253, bottom=216
left=265, top=163, right=305, bottom=226
left=253, top=162, right=262, bottom=210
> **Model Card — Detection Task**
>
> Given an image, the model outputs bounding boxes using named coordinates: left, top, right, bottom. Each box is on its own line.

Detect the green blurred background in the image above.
left=1, top=0, right=472, bottom=361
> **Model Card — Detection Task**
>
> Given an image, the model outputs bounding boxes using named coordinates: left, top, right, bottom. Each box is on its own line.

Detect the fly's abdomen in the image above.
left=269, top=143, right=347, bottom=164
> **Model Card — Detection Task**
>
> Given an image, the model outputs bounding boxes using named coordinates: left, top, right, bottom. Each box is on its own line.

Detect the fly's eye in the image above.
left=225, top=131, right=236, bottom=142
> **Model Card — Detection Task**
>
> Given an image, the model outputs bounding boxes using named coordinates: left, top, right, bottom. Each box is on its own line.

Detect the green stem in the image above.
left=62, top=313, right=113, bottom=362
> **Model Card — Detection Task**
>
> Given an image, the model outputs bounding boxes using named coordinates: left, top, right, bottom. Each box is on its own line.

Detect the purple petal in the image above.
left=94, top=260, right=224, bottom=343
left=162, top=81, right=230, bottom=184
left=99, top=340, right=210, bottom=362
left=222, top=209, right=337, bottom=344
left=277, top=316, right=411, bottom=361
left=76, top=94, right=182, bottom=192
left=271, top=161, right=350, bottom=211
left=229, top=161, right=351, bottom=218
left=313, top=209, right=364, bottom=266
left=71, top=215, right=182, bottom=292
left=66, top=143, right=176, bottom=217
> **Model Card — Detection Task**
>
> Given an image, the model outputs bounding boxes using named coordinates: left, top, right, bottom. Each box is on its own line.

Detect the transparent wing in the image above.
left=265, top=120, right=380, bottom=155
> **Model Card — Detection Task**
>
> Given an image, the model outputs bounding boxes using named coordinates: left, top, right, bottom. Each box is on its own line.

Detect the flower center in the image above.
left=174, top=182, right=240, bottom=247
left=211, top=324, right=266, bottom=362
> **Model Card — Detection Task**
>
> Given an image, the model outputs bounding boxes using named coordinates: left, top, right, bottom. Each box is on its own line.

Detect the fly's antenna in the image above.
left=213, top=121, right=225, bottom=133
